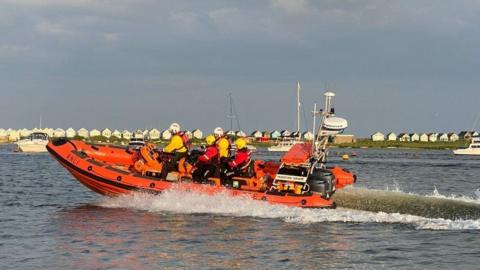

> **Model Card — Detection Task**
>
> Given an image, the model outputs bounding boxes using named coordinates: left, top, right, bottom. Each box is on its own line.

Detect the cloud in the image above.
left=271, top=0, right=307, bottom=15
left=0, top=44, right=29, bottom=58
left=103, top=32, right=119, bottom=41
left=35, top=21, right=70, bottom=35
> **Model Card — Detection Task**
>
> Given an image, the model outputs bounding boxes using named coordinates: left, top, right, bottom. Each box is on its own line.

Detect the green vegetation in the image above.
left=333, top=139, right=470, bottom=150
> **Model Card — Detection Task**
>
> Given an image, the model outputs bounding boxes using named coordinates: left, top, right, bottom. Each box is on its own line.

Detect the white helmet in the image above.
left=213, top=127, right=224, bottom=136
left=169, top=123, right=181, bottom=134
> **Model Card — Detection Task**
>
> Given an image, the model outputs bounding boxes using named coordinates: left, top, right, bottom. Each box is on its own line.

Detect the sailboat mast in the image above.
left=297, top=81, right=301, bottom=139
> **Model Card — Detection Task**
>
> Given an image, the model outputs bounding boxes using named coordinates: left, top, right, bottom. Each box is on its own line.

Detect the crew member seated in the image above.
left=192, top=135, right=219, bottom=183
left=222, top=138, right=252, bottom=186
left=161, top=123, right=188, bottom=179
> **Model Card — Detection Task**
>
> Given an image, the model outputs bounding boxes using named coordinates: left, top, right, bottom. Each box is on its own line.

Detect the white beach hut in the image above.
left=148, top=128, right=161, bottom=140
left=448, top=133, right=459, bottom=142
left=77, top=128, right=89, bottom=138
left=19, top=128, right=32, bottom=138
left=7, top=129, right=20, bottom=141
left=102, top=128, right=112, bottom=138
left=280, top=130, right=291, bottom=138
left=236, top=130, right=247, bottom=138
left=270, top=130, right=281, bottom=139
left=192, top=129, right=203, bottom=139
left=409, top=133, right=420, bottom=142
left=371, top=132, right=385, bottom=141
left=66, top=128, right=76, bottom=138
left=398, top=133, right=410, bottom=142
left=111, top=129, right=122, bottom=139
left=439, top=133, right=449, bottom=142
left=303, top=131, right=314, bottom=140
left=89, top=129, right=101, bottom=137
left=419, top=133, right=429, bottom=142
left=387, top=132, right=397, bottom=141
left=53, top=128, right=66, bottom=138
left=122, top=130, right=132, bottom=140
left=251, top=130, right=262, bottom=139
left=161, top=130, right=172, bottom=140
left=43, top=128, right=54, bottom=137
left=428, top=133, right=438, bottom=142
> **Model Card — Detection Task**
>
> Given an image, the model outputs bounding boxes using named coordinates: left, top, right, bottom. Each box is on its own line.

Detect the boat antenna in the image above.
left=39, top=115, right=42, bottom=129
left=297, top=81, right=301, bottom=140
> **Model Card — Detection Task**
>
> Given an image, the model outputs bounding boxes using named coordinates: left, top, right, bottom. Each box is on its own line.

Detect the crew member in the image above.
left=161, top=123, right=188, bottom=178
left=213, top=127, right=230, bottom=160
left=192, top=135, right=219, bottom=182
left=223, top=138, right=252, bottom=185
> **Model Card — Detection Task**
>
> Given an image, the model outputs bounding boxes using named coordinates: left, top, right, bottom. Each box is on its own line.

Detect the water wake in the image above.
left=98, top=189, right=480, bottom=231
left=335, top=187, right=480, bottom=220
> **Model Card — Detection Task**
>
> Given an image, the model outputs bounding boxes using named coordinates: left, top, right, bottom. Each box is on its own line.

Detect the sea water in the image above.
left=1, top=144, right=479, bottom=269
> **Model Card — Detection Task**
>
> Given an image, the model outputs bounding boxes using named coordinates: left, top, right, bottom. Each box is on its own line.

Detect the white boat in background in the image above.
left=15, top=132, right=49, bottom=152
left=129, top=131, right=145, bottom=149
left=267, top=139, right=303, bottom=152
left=453, top=136, right=480, bottom=155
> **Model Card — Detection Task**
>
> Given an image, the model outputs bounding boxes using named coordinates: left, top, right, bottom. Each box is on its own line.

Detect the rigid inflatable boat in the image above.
left=47, top=139, right=355, bottom=208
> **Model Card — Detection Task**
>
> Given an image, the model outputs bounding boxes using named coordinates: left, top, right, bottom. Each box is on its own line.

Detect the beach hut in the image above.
left=386, top=132, right=397, bottom=141
left=32, top=128, right=42, bottom=133
left=66, top=128, right=76, bottom=138
left=302, top=131, right=314, bottom=140
left=133, top=130, right=144, bottom=139
left=270, top=130, right=281, bottom=139
left=101, top=128, right=112, bottom=138
left=7, top=129, right=20, bottom=141
left=111, top=129, right=122, bottom=139
left=236, top=130, right=247, bottom=138
left=473, top=131, right=479, bottom=137
left=458, top=131, right=473, bottom=140
left=184, top=130, right=193, bottom=139
left=148, top=128, right=161, bottom=140
left=280, top=130, right=291, bottom=138
left=0, top=128, right=6, bottom=138
left=409, top=133, right=419, bottom=142
left=428, top=133, right=438, bottom=142
left=438, top=133, right=449, bottom=142
left=251, top=130, right=262, bottom=139
left=262, top=131, right=271, bottom=139
left=192, top=129, right=203, bottom=139
left=371, top=132, right=385, bottom=141
left=448, top=133, right=459, bottom=142
left=53, top=128, right=66, bottom=138
left=419, top=133, right=429, bottom=142
left=398, top=133, right=410, bottom=142
left=161, top=130, right=172, bottom=140
left=19, top=128, right=32, bottom=138
left=43, top=128, right=54, bottom=137
left=122, top=130, right=132, bottom=140
left=89, top=129, right=101, bottom=137
left=77, top=128, right=89, bottom=138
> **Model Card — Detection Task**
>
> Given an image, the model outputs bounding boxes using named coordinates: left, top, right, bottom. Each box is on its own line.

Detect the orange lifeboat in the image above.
left=47, top=139, right=356, bottom=208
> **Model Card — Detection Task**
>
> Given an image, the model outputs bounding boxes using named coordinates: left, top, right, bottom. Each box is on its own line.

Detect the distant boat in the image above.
left=453, top=136, right=480, bottom=155
left=267, top=139, right=303, bottom=152
left=129, top=130, right=145, bottom=149
left=15, top=132, right=49, bottom=152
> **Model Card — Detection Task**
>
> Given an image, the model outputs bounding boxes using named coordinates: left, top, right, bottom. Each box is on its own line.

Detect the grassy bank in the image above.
left=333, top=139, right=469, bottom=150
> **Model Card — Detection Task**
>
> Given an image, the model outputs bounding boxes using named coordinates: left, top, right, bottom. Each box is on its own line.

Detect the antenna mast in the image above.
left=297, top=81, right=301, bottom=139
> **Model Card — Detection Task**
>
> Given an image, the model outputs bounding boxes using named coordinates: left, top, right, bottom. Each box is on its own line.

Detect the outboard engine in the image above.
left=307, top=168, right=336, bottom=199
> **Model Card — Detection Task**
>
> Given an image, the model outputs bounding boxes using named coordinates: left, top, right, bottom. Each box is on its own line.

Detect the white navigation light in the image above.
left=321, top=116, right=348, bottom=136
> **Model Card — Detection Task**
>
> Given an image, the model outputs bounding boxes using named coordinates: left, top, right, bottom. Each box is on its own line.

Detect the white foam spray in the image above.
left=98, top=190, right=480, bottom=231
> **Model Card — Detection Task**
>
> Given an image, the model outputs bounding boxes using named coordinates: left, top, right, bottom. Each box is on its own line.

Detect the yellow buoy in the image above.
left=342, top=154, right=349, bottom=160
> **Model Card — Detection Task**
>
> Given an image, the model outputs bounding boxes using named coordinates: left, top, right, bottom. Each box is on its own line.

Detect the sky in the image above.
left=1, top=0, right=480, bottom=136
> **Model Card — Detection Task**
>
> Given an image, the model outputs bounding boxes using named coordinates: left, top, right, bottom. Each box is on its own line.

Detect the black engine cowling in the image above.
left=307, top=168, right=336, bottom=199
